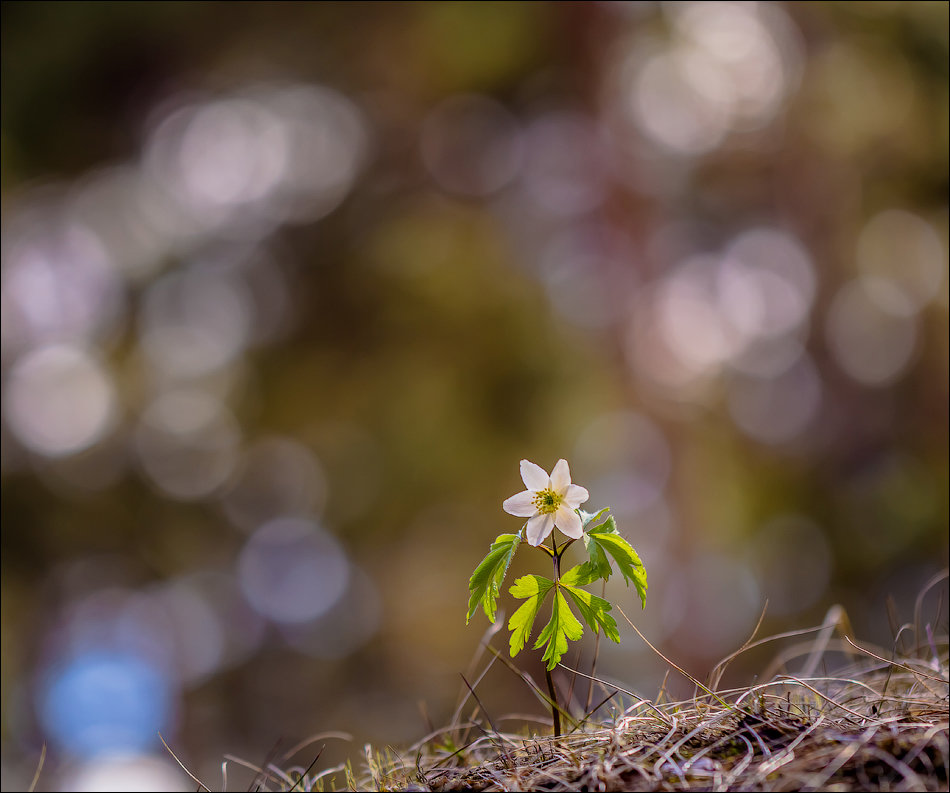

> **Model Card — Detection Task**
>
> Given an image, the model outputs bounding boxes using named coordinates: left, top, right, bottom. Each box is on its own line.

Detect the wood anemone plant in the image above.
left=466, top=458, right=647, bottom=737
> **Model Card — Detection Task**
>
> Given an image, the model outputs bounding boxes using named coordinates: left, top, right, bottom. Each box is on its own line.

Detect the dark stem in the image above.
left=548, top=531, right=562, bottom=737
left=545, top=666, right=561, bottom=738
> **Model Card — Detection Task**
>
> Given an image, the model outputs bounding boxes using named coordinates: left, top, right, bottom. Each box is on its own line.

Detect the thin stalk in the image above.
left=548, top=531, right=562, bottom=737
left=545, top=667, right=561, bottom=737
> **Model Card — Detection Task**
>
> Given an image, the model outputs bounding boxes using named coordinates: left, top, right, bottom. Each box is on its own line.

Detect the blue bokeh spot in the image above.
left=38, top=650, right=172, bottom=757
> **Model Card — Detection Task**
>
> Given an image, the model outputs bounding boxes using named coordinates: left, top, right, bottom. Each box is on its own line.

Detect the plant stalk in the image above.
left=548, top=531, right=562, bottom=737
left=545, top=666, right=561, bottom=738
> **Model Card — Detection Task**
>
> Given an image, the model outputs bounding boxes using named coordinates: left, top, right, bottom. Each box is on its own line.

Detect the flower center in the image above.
left=532, top=488, right=562, bottom=515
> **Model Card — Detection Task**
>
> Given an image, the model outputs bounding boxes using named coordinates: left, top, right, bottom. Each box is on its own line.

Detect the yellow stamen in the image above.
left=532, top=488, right=562, bottom=515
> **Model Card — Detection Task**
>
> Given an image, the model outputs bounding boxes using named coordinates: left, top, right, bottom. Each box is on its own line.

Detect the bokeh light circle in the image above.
left=4, top=343, right=118, bottom=458
left=421, top=93, right=523, bottom=197
left=238, top=517, right=349, bottom=624
left=134, top=389, right=240, bottom=500
left=826, top=278, right=919, bottom=387
left=38, top=650, right=172, bottom=757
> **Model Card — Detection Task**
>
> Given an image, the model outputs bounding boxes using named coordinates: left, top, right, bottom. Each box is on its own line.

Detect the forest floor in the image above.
left=170, top=581, right=948, bottom=792
left=368, top=607, right=948, bottom=792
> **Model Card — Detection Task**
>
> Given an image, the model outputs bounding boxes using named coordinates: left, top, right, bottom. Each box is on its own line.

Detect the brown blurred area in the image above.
left=1, top=2, right=947, bottom=789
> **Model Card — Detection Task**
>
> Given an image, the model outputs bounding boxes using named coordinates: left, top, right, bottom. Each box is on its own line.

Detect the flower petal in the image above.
left=503, top=491, right=538, bottom=517
left=553, top=505, right=583, bottom=539
left=563, top=483, right=589, bottom=508
left=550, top=459, right=572, bottom=493
left=526, top=513, right=554, bottom=546
left=520, top=459, right=550, bottom=491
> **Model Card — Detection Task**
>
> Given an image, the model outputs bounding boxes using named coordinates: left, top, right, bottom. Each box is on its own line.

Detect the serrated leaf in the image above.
left=533, top=588, right=584, bottom=670
left=562, top=585, right=620, bottom=643
left=582, top=515, right=616, bottom=581
left=559, top=561, right=600, bottom=588
left=579, top=507, right=610, bottom=529
left=584, top=519, right=647, bottom=608
left=507, top=574, right=555, bottom=656
left=466, top=533, right=521, bottom=624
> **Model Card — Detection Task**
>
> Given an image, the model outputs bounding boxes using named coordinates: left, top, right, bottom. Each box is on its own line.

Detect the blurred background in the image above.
left=1, top=1, right=948, bottom=789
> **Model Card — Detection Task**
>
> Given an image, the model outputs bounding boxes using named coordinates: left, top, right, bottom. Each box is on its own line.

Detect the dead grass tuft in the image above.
left=396, top=660, right=947, bottom=792
left=365, top=575, right=949, bottom=793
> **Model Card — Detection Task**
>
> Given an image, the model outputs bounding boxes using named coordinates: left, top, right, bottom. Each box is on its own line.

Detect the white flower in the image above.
left=503, top=459, right=590, bottom=546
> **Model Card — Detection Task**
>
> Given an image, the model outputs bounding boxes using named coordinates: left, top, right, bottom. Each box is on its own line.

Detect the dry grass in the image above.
left=366, top=612, right=948, bottom=792
left=169, top=573, right=949, bottom=792
left=395, top=660, right=947, bottom=792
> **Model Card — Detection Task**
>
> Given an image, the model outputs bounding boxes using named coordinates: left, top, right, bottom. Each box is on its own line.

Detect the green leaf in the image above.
left=507, top=574, right=555, bottom=656
left=559, top=561, right=600, bottom=588
left=562, top=584, right=620, bottom=643
left=534, top=588, right=584, bottom=670
left=582, top=516, right=615, bottom=581
left=579, top=507, right=610, bottom=530
left=466, top=533, right=521, bottom=624
left=584, top=517, right=648, bottom=608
